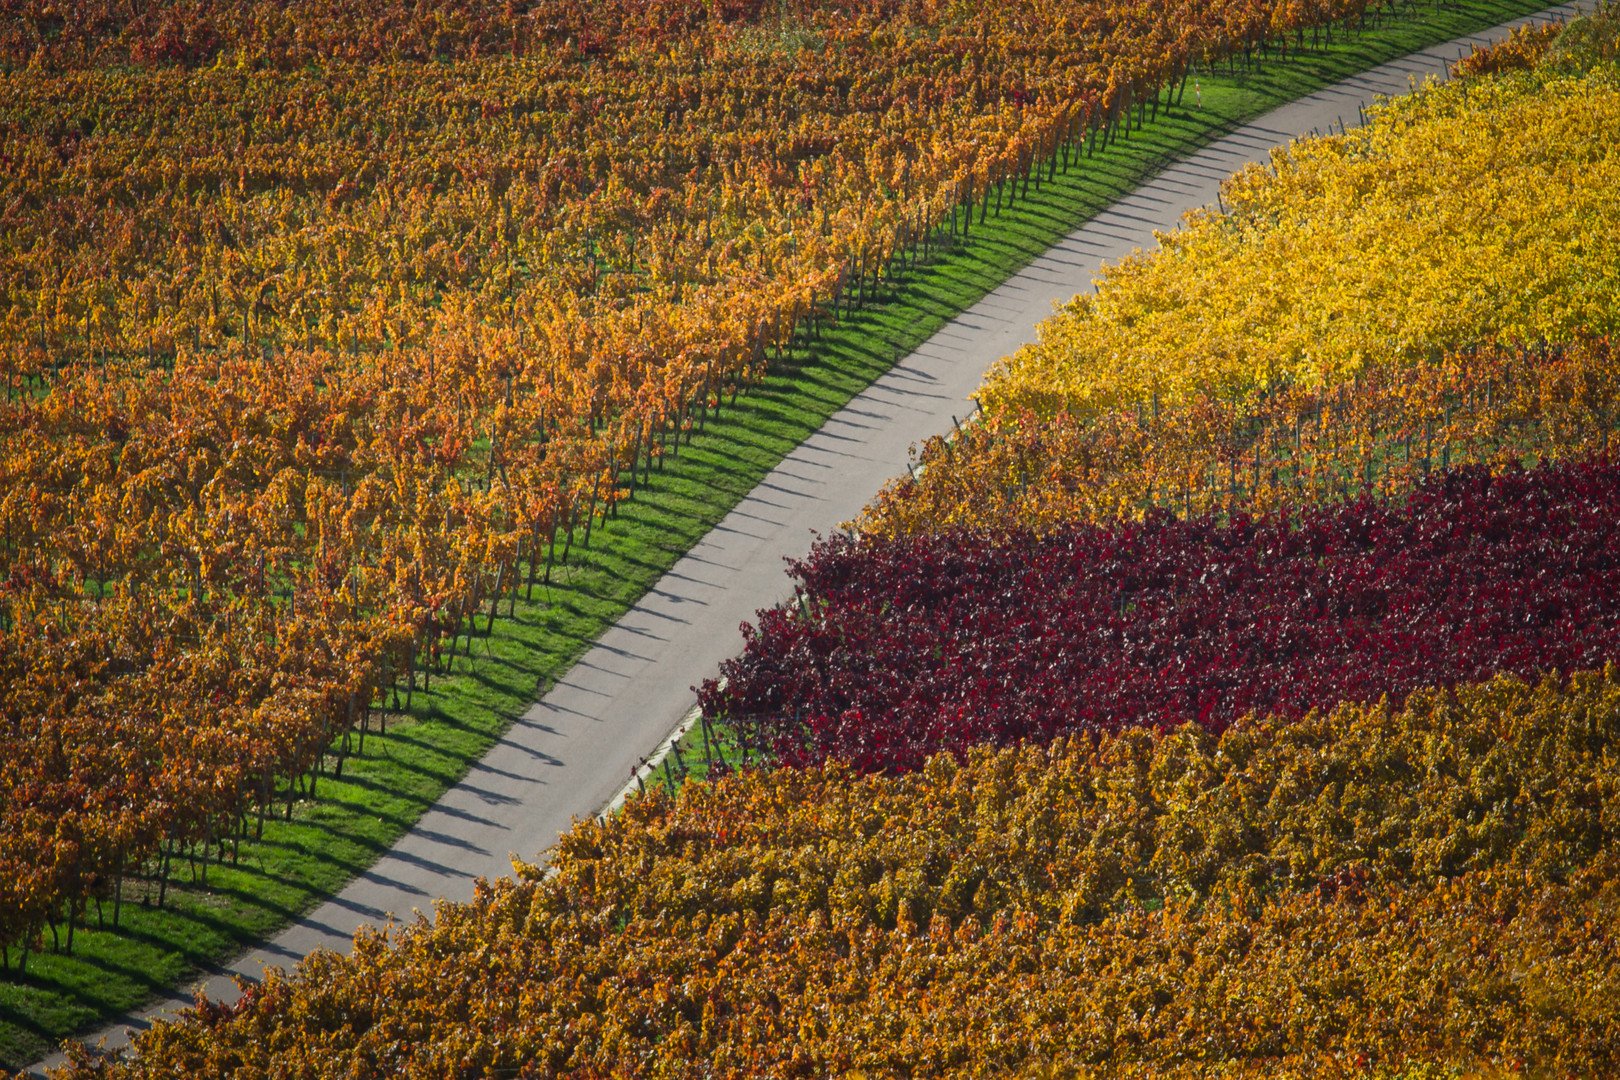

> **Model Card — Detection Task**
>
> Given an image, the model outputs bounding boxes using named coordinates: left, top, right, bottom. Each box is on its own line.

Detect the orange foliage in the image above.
left=41, top=669, right=1620, bottom=1077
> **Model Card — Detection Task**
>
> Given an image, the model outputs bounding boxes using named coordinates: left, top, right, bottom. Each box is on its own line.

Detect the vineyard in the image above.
left=700, top=458, right=1620, bottom=771
left=43, top=672, right=1620, bottom=1077
left=1, top=0, right=1421, bottom=981
left=861, top=49, right=1620, bottom=535
left=10, top=0, right=1619, bottom=1076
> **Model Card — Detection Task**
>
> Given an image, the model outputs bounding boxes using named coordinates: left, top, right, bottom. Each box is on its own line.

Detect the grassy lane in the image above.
left=0, top=1, right=1557, bottom=1068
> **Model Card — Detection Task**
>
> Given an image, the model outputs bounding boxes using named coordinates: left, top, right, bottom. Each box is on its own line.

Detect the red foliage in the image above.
left=701, top=458, right=1620, bottom=772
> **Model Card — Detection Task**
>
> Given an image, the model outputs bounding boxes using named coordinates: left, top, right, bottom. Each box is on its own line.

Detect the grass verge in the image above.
left=0, top=1, right=1560, bottom=1069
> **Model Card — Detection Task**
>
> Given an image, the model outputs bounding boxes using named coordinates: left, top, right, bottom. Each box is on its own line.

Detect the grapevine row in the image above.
left=704, top=457, right=1620, bottom=773
left=0, top=0, right=1421, bottom=965
left=863, top=48, right=1620, bottom=537
left=44, top=669, right=1620, bottom=1076
left=865, top=335, right=1620, bottom=535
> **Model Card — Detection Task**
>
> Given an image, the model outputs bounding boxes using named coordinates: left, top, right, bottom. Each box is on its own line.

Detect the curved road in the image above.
left=34, top=4, right=1578, bottom=1071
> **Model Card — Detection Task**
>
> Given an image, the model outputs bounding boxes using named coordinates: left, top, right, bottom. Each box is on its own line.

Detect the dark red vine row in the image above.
left=701, top=457, right=1620, bottom=772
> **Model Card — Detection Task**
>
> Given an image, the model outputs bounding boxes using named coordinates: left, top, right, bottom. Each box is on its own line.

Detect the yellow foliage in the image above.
left=864, top=336, right=1620, bottom=535
left=865, top=62, right=1620, bottom=537
left=44, top=669, right=1620, bottom=1077
left=978, top=64, right=1620, bottom=420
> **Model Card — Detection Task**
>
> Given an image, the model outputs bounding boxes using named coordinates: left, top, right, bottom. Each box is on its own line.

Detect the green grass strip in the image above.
left=0, top=1, right=1558, bottom=1068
